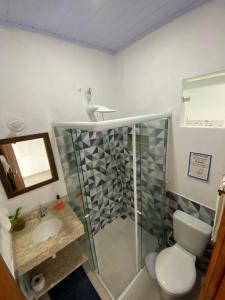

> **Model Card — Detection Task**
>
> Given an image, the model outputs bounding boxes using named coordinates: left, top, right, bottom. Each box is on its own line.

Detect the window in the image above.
left=182, top=71, right=225, bottom=128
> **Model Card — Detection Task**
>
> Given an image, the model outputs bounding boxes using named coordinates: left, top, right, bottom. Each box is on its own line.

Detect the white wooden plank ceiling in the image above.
left=0, top=0, right=209, bottom=54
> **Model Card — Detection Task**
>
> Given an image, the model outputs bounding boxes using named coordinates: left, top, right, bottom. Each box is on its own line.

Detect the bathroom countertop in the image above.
left=12, top=199, right=84, bottom=275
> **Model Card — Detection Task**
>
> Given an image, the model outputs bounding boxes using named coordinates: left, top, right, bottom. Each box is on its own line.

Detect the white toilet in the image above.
left=155, top=210, right=212, bottom=299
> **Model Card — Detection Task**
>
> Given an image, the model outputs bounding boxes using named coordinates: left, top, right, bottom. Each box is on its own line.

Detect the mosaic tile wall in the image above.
left=135, top=119, right=168, bottom=240
left=54, top=118, right=169, bottom=239
left=55, top=126, right=131, bottom=235
left=54, top=127, right=98, bottom=270
left=72, top=127, right=133, bottom=235
left=54, top=127, right=81, bottom=205
left=165, top=191, right=215, bottom=273
left=72, top=119, right=168, bottom=237
left=53, top=127, right=81, bottom=207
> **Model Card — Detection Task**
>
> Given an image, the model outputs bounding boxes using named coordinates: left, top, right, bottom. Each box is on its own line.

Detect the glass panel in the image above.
left=137, top=118, right=168, bottom=268
left=72, top=127, right=137, bottom=298
left=54, top=127, right=98, bottom=271
left=71, top=128, right=99, bottom=272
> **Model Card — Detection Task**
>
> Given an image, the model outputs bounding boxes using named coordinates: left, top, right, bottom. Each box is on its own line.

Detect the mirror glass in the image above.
left=0, top=133, right=58, bottom=198
left=182, top=71, right=225, bottom=127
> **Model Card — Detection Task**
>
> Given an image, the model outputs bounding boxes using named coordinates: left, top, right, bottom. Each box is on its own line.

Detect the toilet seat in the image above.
left=155, top=244, right=196, bottom=296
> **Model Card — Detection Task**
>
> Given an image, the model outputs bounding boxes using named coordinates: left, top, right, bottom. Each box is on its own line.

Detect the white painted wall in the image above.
left=1, top=0, right=225, bottom=215
left=0, top=25, right=119, bottom=214
left=115, top=0, right=225, bottom=210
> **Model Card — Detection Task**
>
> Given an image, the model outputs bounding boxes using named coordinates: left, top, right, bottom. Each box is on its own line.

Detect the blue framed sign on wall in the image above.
left=188, top=152, right=212, bottom=182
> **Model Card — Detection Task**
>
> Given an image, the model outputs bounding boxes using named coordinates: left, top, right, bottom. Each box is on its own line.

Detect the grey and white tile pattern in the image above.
left=71, top=127, right=132, bottom=235
left=54, top=119, right=168, bottom=239
left=135, top=119, right=168, bottom=240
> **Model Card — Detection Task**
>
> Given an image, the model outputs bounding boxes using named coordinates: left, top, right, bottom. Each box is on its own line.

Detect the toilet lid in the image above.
left=155, top=245, right=196, bottom=296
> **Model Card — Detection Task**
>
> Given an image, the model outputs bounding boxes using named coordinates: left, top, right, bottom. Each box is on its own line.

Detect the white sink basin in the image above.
left=32, top=218, right=62, bottom=243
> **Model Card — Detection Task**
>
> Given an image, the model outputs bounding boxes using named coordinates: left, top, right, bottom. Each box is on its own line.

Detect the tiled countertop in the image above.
left=12, top=199, right=84, bottom=275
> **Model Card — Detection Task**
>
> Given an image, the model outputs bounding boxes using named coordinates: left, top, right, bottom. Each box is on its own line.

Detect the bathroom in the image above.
left=0, top=0, right=225, bottom=299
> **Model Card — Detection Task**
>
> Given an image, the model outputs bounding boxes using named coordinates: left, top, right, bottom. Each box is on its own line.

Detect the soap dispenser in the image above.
left=54, top=195, right=64, bottom=210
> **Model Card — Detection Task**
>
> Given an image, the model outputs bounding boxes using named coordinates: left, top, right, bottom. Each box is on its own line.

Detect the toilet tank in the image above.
left=173, top=210, right=212, bottom=257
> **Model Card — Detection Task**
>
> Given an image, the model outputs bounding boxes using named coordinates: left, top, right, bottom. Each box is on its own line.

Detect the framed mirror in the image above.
left=0, top=133, right=58, bottom=198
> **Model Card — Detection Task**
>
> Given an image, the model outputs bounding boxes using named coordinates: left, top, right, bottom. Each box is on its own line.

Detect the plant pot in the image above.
left=11, top=218, right=25, bottom=232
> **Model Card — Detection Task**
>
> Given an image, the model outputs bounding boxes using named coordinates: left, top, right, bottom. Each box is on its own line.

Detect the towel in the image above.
left=0, top=207, right=11, bottom=231
left=0, top=155, right=10, bottom=174
left=211, top=175, right=225, bottom=243
left=0, top=205, right=14, bottom=275
left=211, top=193, right=225, bottom=243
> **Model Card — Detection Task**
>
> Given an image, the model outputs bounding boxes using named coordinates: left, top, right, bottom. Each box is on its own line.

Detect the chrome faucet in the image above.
left=39, top=205, right=47, bottom=218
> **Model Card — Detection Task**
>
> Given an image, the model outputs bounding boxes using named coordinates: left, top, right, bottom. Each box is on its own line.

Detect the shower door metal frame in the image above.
left=132, top=124, right=139, bottom=273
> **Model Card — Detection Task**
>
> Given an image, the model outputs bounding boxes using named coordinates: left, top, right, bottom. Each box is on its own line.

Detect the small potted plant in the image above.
left=9, top=207, right=25, bottom=232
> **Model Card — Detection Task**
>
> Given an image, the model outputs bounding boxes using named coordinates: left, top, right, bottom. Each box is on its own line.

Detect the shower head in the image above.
left=96, top=106, right=116, bottom=113
left=86, top=104, right=116, bottom=121
left=79, top=86, right=116, bottom=121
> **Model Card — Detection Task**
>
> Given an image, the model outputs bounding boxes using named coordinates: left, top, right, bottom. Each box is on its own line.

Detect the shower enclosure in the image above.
left=54, top=112, right=170, bottom=299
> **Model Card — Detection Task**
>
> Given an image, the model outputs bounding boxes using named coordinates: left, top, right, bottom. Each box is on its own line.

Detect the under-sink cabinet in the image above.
left=28, top=240, right=87, bottom=297
left=12, top=200, right=87, bottom=298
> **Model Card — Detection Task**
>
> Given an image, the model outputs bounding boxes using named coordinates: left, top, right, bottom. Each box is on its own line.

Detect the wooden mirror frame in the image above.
left=0, top=133, right=58, bottom=198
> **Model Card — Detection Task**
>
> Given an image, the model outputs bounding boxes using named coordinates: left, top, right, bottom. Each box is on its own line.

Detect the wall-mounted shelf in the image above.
left=29, top=240, right=87, bottom=298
